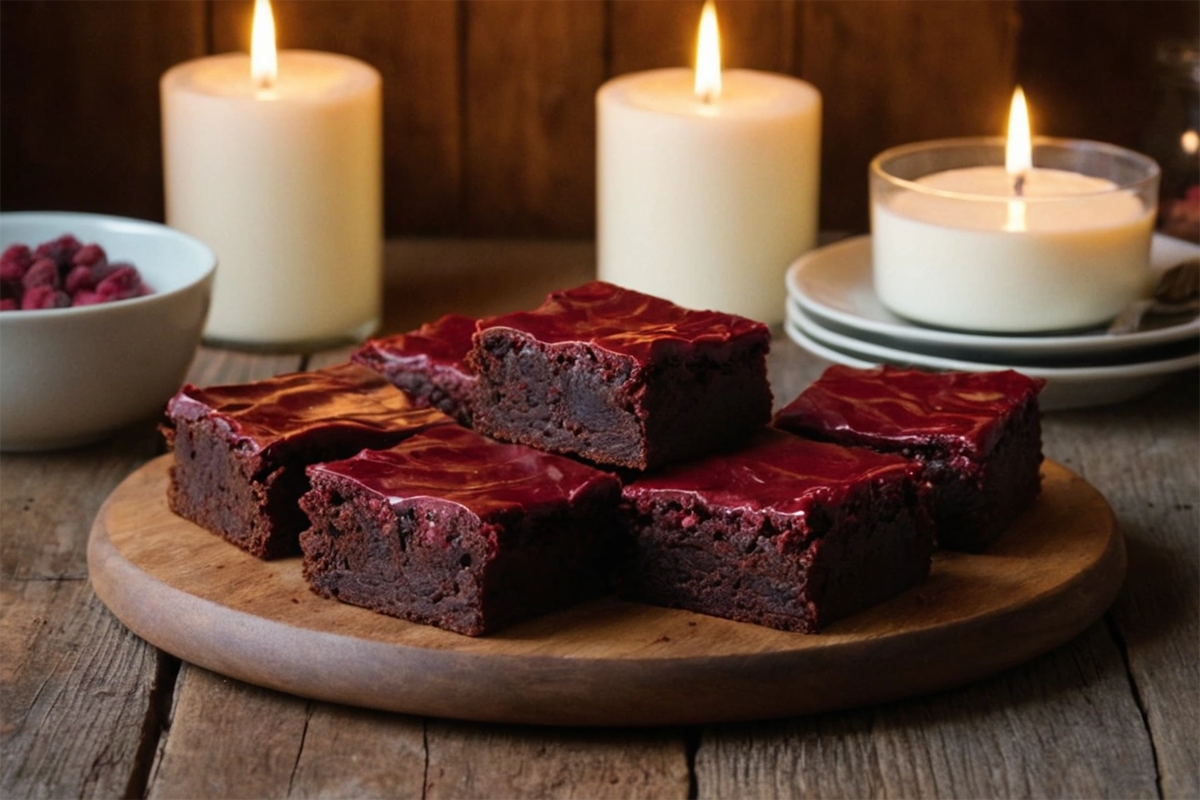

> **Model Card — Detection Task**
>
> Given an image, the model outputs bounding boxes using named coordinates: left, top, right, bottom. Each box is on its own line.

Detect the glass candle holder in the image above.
left=870, top=137, right=1159, bottom=333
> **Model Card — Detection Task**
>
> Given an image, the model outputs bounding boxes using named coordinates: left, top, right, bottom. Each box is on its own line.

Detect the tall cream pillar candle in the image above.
left=162, top=50, right=382, bottom=347
left=597, top=67, right=821, bottom=324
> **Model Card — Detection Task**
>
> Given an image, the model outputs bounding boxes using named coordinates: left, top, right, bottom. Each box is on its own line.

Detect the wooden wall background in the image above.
left=2, top=0, right=1196, bottom=238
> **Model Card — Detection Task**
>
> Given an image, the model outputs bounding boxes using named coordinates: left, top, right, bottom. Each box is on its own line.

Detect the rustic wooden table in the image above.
left=3, top=241, right=1197, bottom=799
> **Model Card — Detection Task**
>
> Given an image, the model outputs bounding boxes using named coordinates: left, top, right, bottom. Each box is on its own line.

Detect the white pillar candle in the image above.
left=597, top=61, right=820, bottom=324
left=162, top=50, right=382, bottom=347
left=872, top=165, right=1154, bottom=332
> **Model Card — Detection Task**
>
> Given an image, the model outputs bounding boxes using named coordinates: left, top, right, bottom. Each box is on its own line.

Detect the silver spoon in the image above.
left=1107, top=257, right=1200, bottom=335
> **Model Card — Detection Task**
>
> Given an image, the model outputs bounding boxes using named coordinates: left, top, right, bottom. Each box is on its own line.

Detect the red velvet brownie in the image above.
left=619, top=428, right=933, bottom=633
left=773, top=366, right=1046, bottom=552
left=353, top=314, right=477, bottom=424
left=299, top=425, right=622, bottom=636
left=163, top=363, right=452, bottom=559
left=469, top=281, right=772, bottom=470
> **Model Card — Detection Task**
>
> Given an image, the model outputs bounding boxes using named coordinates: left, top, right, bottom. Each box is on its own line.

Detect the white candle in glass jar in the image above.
left=162, top=24, right=381, bottom=347
left=596, top=2, right=820, bottom=324
left=871, top=89, right=1157, bottom=333
left=873, top=165, right=1154, bottom=332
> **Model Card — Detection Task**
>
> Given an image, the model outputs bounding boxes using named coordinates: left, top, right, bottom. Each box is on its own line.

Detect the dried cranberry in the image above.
left=34, top=234, right=82, bottom=272
left=22, top=258, right=59, bottom=290
left=0, top=261, right=22, bottom=283
left=72, top=290, right=103, bottom=306
left=21, top=285, right=70, bottom=310
left=64, top=264, right=96, bottom=294
left=71, top=243, right=107, bottom=270
left=0, top=245, right=32, bottom=282
left=95, top=265, right=142, bottom=301
left=0, top=244, right=31, bottom=267
left=0, top=298, right=18, bottom=311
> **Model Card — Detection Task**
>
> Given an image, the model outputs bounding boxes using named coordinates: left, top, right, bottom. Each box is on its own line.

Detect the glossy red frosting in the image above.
left=309, top=425, right=620, bottom=520
left=773, top=366, right=1045, bottom=458
left=475, top=281, right=769, bottom=363
left=624, top=428, right=916, bottom=517
left=167, top=362, right=451, bottom=458
left=353, top=314, right=476, bottom=377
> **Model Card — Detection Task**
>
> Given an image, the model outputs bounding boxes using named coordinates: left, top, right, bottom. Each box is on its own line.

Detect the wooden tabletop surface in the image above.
left=2, top=240, right=1197, bottom=799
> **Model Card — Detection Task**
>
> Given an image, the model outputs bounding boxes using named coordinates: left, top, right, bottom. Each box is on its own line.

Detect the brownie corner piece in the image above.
left=469, top=281, right=772, bottom=470
left=773, top=365, right=1045, bottom=552
left=164, top=362, right=452, bottom=559
left=619, top=429, right=933, bottom=633
left=299, top=425, right=622, bottom=636
left=352, top=314, right=478, bottom=424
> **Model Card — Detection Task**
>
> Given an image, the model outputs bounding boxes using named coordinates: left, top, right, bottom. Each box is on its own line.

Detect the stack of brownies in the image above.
left=163, top=281, right=1045, bottom=636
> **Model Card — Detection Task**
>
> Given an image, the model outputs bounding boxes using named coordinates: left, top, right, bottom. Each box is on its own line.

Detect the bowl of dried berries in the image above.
left=1, top=212, right=215, bottom=451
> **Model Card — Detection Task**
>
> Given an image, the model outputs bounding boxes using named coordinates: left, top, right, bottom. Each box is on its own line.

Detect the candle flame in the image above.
left=1005, top=86, right=1031, bottom=231
left=1005, top=86, right=1032, bottom=177
left=1182, top=129, right=1199, bottom=156
left=694, top=0, right=721, bottom=103
left=251, top=0, right=278, bottom=89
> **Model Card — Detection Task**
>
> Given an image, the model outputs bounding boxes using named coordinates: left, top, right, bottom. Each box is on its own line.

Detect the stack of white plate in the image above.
left=784, top=235, right=1200, bottom=410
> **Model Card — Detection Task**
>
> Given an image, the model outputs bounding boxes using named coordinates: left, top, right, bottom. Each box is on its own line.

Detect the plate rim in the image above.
left=787, top=303, right=1200, bottom=381
left=786, top=234, right=1200, bottom=357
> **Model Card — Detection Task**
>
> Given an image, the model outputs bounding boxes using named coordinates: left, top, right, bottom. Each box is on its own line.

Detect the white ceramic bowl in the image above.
left=1, top=212, right=215, bottom=451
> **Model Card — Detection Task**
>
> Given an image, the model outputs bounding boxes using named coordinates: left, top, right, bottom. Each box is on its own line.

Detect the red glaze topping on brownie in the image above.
left=475, top=281, right=769, bottom=363
left=309, top=425, right=621, bottom=520
left=773, top=366, right=1045, bottom=458
left=353, top=314, right=475, bottom=376
left=167, top=363, right=451, bottom=458
left=624, top=428, right=917, bottom=517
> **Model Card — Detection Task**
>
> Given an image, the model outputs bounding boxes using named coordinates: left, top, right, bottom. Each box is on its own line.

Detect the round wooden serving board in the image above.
left=88, top=455, right=1124, bottom=726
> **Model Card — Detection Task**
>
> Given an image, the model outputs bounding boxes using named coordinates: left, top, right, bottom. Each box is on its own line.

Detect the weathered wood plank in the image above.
left=148, top=674, right=690, bottom=800
left=463, top=0, right=605, bottom=237
left=184, top=347, right=304, bottom=388
left=695, top=620, right=1159, bottom=799
left=147, top=674, right=429, bottom=799
left=306, top=346, right=358, bottom=372
left=0, top=579, right=163, bottom=800
left=0, top=0, right=206, bottom=222
left=1043, top=372, right=1200, bottom=800
left=146, top=666, right=310, bottom=799
left=210, top=0, right=462, bottom=237
left=288, top=706, right=426, bottom=800
left=1, top=432, right=162, bottom=581
left=796, top=0, right=1020, bottom=231
left=610, top=0, right=795, bottom=76
left=377, top=239, right=595, bottom=334
left=424, top=721, right=690, bottom=800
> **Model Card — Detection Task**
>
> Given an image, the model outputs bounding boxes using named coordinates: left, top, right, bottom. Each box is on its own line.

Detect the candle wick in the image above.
left=701, top=90, right=715, bottom=105
left=1013, top=172, right=1026, bottom=198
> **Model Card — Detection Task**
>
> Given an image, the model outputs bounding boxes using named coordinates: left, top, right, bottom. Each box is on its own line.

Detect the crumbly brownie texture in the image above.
left=299, top=425, right=622, bottom=636
left=163, top=363, right=452, bottom=559
left=353, top=314, right=477, bottom=423
left=772, top=365, right=1046, bottom=552
left=619, top=429, right=933, bottom=633
left=469, top=281, right=772, bottom=470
